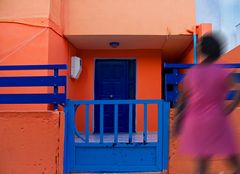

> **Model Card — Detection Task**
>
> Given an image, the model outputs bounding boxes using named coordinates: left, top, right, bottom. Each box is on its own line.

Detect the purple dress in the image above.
left=179, top=64, right=238, bottom=157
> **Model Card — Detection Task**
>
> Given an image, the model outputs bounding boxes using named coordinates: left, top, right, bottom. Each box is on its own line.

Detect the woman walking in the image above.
left=174, top=32, right=240, bottom=174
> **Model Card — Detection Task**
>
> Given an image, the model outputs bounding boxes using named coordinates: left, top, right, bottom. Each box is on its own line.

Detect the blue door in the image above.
left=94, top=59, right=136, bottom=133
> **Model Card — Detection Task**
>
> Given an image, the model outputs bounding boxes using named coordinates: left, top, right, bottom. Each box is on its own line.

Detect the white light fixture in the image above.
left=70, top=56, right=82, bottom=79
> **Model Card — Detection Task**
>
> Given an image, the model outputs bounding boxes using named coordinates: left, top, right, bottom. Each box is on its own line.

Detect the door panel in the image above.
left=94, top=59, right=135, bottom=133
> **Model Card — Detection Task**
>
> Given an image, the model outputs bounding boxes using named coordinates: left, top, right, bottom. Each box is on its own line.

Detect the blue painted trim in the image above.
left=164, top=63, right=240, bottom=69
left=69, top=99, right=162, bottom=105
left=0, top=76, right=66, bottom=87
left=0, top=64, right=67, bottom=70
left=0, top=94, right=66, bottom=104
left=227, top=90, right=239, bottom=100
left=0, top=64, right=67, bottom=109
left=75, top=126, right=86, bottom=142
left=157, top=101, right=163, bottom=170
left=114, top=104, right=118, bottom=144
left=64, top=100, right=76, bottom=173
left=129, top=104, right=133, bottom=143
left=193, top=33, right=197, bottom=64
left=75, top=142, right=159, bottom=147
left=233, top=73, right=240, bottom=82
left=71, top=165, right=161, bottom=173
left=54, top=68, right=59, bottom=110
left=165, top=74, right=184, bottom=85
left=143, top=104, right=147, bottom=143
left=100, top=104, right=104, bottom=143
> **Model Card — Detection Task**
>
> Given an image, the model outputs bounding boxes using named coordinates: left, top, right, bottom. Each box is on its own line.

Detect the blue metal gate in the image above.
left=64, top=99, right=170, bottom=173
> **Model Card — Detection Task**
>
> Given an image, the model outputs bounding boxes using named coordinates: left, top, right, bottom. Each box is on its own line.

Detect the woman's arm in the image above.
left=173, top=89, right=187, bottom=136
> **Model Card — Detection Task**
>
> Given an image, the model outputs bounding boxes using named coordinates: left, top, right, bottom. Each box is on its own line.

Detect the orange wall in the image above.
left=0, top=23, right=49, bottom=65
left=0, top=22, right=50, bottom=110
left=0, top=111, right=64, bottom=174
left=0, top=22, right=75, bottom=110
left=64, top=0, right=196, bottom=35
left=68, top=50, right=162, bottom=132
left=0, top=0, right=76, bottom=110
left=221, top=45, right=240, bottom=63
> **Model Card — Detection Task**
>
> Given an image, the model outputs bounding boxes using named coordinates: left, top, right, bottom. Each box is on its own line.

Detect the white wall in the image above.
left=196, top=0, right=240, bottom=51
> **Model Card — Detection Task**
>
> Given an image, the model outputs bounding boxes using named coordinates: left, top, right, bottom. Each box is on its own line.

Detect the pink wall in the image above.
left=0, top=111, right=64, bottom=174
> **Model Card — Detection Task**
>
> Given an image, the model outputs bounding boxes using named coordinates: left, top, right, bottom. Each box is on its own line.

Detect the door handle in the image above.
left=109, top=94, right=114, bottom=99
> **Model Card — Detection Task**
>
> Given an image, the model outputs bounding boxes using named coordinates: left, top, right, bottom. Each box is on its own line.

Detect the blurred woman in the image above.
left=174, top=32, right=240, bottom=174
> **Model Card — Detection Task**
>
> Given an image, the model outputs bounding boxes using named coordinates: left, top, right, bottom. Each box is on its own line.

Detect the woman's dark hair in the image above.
left=200, top=32, right=224, bottom=62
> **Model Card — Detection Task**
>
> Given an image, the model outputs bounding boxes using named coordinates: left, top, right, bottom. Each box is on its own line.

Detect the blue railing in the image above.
left=67, top=99, right=169, bottom=144
left=64, top=99, right=170, bottom=172
left=164, top=63, right=240, bottom=104
left=0, top=64, right=67, bottom=109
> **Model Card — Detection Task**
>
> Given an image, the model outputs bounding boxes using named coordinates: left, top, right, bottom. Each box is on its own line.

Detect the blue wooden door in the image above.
left=94, top=59, right=135, bottom=133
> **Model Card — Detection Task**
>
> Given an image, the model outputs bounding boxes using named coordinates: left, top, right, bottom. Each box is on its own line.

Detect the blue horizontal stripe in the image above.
left=75, top=142, right=158, bottom=147
left=0, top=94, right=66, bottom=104
left=0, top=76, right=66, bottom=87
left=165, top=74, right=184, bottom=85
left=72, top=165, right=161, bottom=173
left=164, top=63, right=240, bottom=69
left=233, top=73, right=240, bottom=83
left=0, top=64, right=67, bottom=70
left=227, top=90, right=239, bottom=100
left=69, top=99, right=163, bottom=105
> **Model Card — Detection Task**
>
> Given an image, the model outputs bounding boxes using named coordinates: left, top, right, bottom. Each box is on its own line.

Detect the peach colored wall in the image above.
left=0, top=0, right=50, bottom=20
left=0, top=0, right=63, bottom=29
left=69, top=50, right=162, bottom=132
left=64, top=0, right=196, bottom=35
left=0, top=111, right=64, bottom=174
left=49, top=0, right=63, bottom=29
left=169, top=108, right=240, bottom=174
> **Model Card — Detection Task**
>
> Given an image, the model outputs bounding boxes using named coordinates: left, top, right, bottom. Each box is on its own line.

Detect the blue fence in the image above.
left=64, top=99, right=170, bottom=173
left=0, top=64, right=67, bottom=109
left=164, top=63, right=240, bottom=104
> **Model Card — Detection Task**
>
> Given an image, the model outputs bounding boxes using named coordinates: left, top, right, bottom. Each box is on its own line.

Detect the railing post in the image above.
left=114, top=104, right=118, bottom=144
left=157, top=101, right=163, bottom=170
left=64, top=100, right=75, bottom=173
left=173, top=68, right=179, bottom=105
left=163, top=101, right=170, bottom=170
left=85, top=104, right=90, bottom=143
left=128, top=104, right=133, bottom=143
left=143, top=103, right=148, bottom=143
left=54, top=68, right=59, bottom=110
left=100, top=104, right=104, bottom=143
